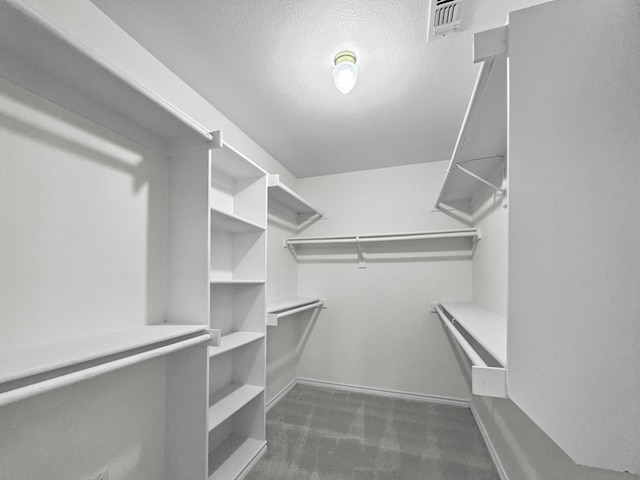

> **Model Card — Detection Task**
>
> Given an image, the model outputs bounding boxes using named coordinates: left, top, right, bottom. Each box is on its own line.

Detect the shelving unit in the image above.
left=207, top=132, right=267, bottom=479
left=266, top=297, right=325, bottom=327
left=267, top=174, right=324, bottom=232
left=434, top=46, right=507, bottom=216
left=0, top=324, right=212, bottom=479
left=284, top=229, right=481, bottom=268
left=435, top=302, right=506, bottom=398
left=0, top=0, right=212, bottom=156
left=167, top=130, right=267, bottom=478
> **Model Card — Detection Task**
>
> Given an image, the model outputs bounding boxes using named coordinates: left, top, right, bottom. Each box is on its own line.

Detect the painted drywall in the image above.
left=0, top=77, right=168, bottom=348
left=292, top=161, right=472, bottom=401
left=265, top=219, right=301, bottom=402
left=0, top=76, right=169, bottom=479
left=0, top=359, right=165, bottom=480
left=507, top=0, right=640, bottom=473
left=471, top=193, right=508, bottom=316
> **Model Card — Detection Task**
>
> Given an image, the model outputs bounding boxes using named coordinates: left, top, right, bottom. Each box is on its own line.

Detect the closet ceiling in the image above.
left=91, top=0, right=509, bottom=178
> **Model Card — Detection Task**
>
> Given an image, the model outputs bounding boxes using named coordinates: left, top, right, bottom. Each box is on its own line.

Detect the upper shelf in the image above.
left=0, top=324, right=211, bottom=406
left=285, top=229, right=481, bottom=268
left=267, top=175, right=324, bottom=231
left=434, top=53, right=507, bottom=215
left=0, top=0, right=212, bottom=155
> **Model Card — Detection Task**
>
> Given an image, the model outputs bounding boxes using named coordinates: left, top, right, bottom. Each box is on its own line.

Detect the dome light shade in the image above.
left=333, top=51, right=357, bottom=94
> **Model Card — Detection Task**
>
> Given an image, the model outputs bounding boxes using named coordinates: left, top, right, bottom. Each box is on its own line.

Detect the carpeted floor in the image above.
left=245, top=384, right=499, bottom=480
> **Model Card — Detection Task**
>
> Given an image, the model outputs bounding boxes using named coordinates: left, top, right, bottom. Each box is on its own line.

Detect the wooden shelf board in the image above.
left=267, top=175, right=323, bottom=217
left=212, top=141, right=267, bottom=180
left=208, top=383, right=264, bottom=432
left=208, top=332, right=265, bottom=358
left=211, top=208, right=265, bottom=233
left=439, top=301, right=507, bottom=367
left=209, top=278, right=265, bottom=285
left=208, top=435, right=266, bottom=480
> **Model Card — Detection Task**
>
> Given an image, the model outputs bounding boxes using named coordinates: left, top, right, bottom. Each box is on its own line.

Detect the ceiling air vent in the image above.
left=429, top=0, right=464, bottom=38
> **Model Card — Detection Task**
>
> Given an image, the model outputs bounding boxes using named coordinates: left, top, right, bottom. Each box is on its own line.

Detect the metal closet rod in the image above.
left=285, top=229, right=480, bottom=246
left=9, top=0, right=213, bottom=143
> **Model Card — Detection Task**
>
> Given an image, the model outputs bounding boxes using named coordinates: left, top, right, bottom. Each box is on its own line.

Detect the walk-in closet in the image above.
left=1, top=0, right=638, bottom=479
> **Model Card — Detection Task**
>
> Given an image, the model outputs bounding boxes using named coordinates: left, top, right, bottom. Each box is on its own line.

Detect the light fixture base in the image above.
left=334, top=50, right=356, bottom=66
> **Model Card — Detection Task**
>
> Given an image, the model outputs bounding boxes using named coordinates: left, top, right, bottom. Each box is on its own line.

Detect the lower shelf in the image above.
left=208, top=435, right=267, bottom=480
left=209, top=383, right=264, bottom=432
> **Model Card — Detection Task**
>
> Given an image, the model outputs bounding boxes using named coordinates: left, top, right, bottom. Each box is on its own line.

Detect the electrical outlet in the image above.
left=88, top=470, right=109, bottom=480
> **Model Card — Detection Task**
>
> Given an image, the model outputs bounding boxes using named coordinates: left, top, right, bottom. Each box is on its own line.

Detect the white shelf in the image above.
left=0, top=1, right=212, bottom=155
left=434, top=55, right=507, bottom=215
left=436, top=302, right=506, bottom=398
left=208, top=332, right=265, bottom=358
left=267, top=174, right=323, bottom=231
left=211, top=134, right=267, bottom=180
left=208, top=383, right=264, bottom=432
left=285, top=229, right=481, bottom=267
left=209, top=279, right=265, bottom=285
left=266, top=297, right=324, bottom=327
left=211, top=208, right=265, bottom=233
left=208, top=435, right=267, bottom=480
left=0, top=324, right=209, bottom=387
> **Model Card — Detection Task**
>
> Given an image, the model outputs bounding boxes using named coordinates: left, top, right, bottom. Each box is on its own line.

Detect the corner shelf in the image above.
left=267, top=175, right=324, bottom=232
left=434, top=55, right=507, bottom=215
left=266, top=297, right=325, bottom=327
left=284, top=229, right=481, bottom=268
left=0, top=0, right=212, bottom=155
left=435, top=302, right=506, bottom=398
left=208, top=435, right=267, bottom=480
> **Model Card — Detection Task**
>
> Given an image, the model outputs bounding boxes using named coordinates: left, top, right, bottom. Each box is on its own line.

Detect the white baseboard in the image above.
left=471, top=403, right=508, bottom=480
left=265, top=378, right=298, bottom=413
left=297, top=377, right=470, bottom=408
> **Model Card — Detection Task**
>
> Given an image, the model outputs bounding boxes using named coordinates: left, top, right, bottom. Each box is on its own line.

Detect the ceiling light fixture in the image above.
left=333, top=50, right=357, bottom=94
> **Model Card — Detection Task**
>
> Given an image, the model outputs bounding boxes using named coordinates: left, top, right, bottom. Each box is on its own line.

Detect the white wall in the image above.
left=0, top=77, right=168, bottom=479
left=265, top=219, right=301, bottom=402
left=291, top=161, right=472, bottom=401
left=472, top=194, right=508, bottom=316
left=0, top=359, right=165, bottom=480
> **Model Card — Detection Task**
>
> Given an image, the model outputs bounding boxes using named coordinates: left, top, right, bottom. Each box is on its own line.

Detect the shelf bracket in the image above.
left=454, top=164, right=507, bottom=196
left=357, top=238, right=367, bottom=269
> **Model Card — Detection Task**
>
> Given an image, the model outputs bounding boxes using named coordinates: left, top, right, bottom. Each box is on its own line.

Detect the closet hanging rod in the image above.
left=7, top=0, right=214, bottom=143
left=435, top=305, right=487, bottom=367
left=271, top=301, right=324, bottom=318
left=0, top=331, right=212, bottom=407
left=285, top=229, right=480, bottom=246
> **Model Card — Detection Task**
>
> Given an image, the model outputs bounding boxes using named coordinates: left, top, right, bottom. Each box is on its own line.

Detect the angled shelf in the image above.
left=266, top=297, right=325, bottom=327
left=0, top=0, right=212, bottom=155
left=434, top=53, right=507, bottom=215
left=435, top=301, right=506, bottom=398
left=267, top=174, right=324, bottom=231
left=284, top=229, right=481, bottom=268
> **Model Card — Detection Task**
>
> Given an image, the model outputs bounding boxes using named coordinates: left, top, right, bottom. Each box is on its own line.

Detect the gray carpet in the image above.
left=245, top=384, right=499, bottom=480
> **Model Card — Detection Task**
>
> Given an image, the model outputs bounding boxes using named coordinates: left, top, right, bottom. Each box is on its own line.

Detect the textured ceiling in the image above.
left=91, top=0, right=508, bottom=178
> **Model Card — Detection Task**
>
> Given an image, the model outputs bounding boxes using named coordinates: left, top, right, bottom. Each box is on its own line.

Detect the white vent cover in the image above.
left=428, top=0, right=464, bottom=38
